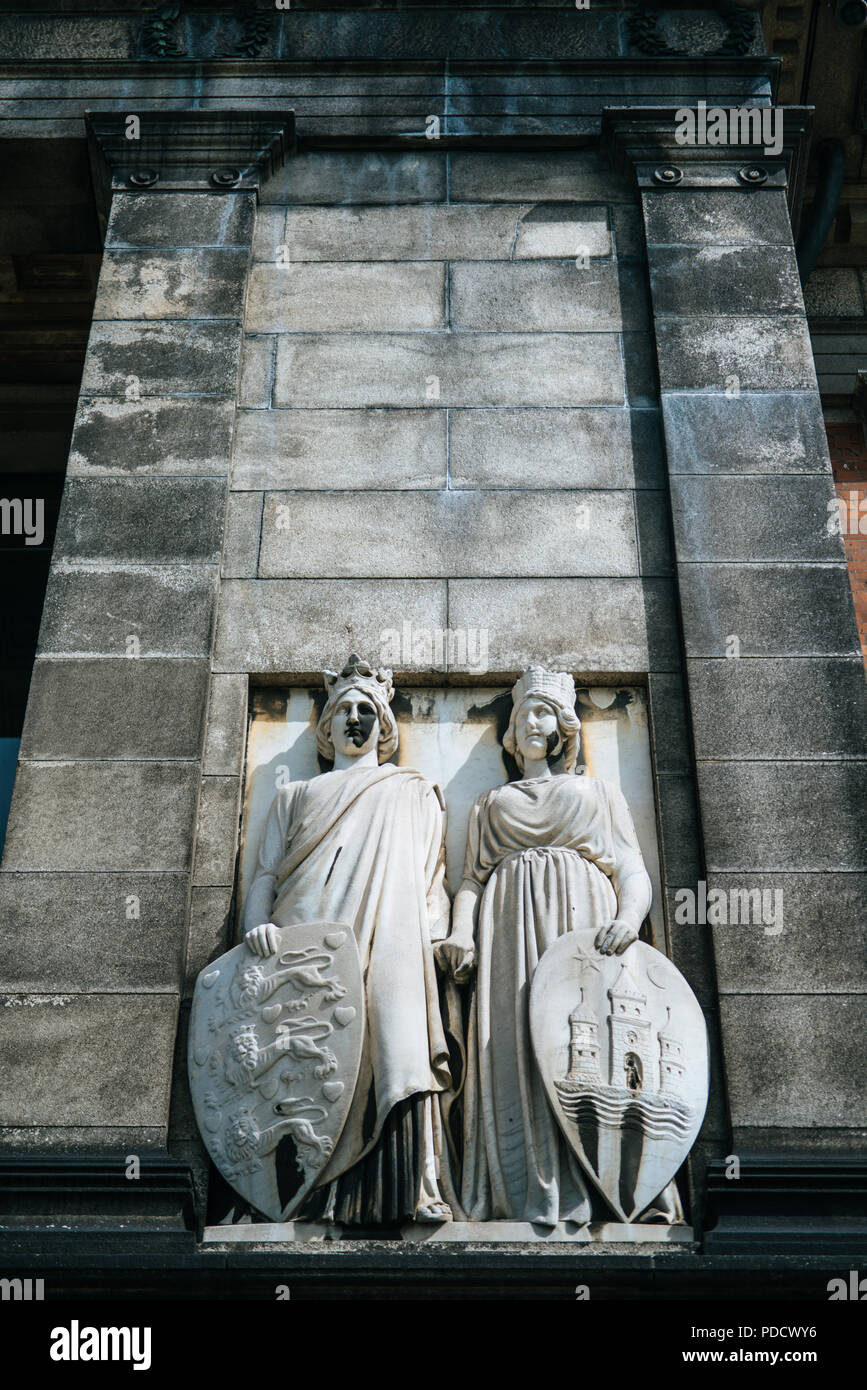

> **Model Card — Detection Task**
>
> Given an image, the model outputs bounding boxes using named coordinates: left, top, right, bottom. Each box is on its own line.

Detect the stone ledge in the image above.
left=203, top=1221, right=695, bottom=1248
left=86, top=109, right=295, bottom=207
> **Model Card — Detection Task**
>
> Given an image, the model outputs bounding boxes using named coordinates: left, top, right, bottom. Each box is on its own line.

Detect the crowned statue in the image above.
left=437, top=665, right=686, bottom=1225
left=192, top=658, right=705, bottom=1233
left=241, top=654, right=456, bottom=1224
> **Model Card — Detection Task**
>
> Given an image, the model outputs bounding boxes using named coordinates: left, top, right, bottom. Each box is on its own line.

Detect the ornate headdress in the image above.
left=510, top=665, right=576, bottom=711
left=503, top=664, right=581, bottom=773
left=322, top=653, right=394, bottom=707
left=316, top=653, right=398, bottom=762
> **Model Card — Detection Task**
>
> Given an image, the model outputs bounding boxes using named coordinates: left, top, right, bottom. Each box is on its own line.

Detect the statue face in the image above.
left=330, top=686, right=380, bottom=759
left=514, top=697, right=562, bottom=763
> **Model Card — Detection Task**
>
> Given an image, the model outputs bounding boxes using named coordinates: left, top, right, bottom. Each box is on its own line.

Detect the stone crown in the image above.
left=511, top=665, right=576, bottom=710
left=323, top=652, right=394, bottom=705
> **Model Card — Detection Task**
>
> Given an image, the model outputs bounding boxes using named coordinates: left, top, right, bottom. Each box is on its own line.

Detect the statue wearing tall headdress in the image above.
left=242, top=654, right=455, bottom=1225
left=437, top=665, right=684, bottom=1226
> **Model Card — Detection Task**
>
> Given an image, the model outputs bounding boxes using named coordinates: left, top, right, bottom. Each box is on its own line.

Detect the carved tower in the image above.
left=657, top=1007, right=686, bottom=1097
left=607, top=965, right=653, bottom=1094
left=565, top=987, right=601, bottom=1084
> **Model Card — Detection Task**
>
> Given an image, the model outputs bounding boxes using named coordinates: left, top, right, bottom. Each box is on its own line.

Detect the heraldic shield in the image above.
left=189, top=921, right=363, bottom=1222
left=530, top=929, right=708, bottom=1223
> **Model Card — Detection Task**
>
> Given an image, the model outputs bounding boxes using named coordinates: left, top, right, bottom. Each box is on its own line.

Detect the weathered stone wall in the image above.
left=220, top=148, right=676, bottom=677
left=0, top=144, right=725, bottom=1204
left=0, top=4, right=864, bottom=1258
left=631, top=163, right=867, bottom=1160
left=0, top=189, right=255, bottom=1156
left=198, top=146, right=726, bottom=1212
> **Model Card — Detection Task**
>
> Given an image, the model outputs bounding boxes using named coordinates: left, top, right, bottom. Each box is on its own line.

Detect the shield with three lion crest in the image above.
left=189, top=921, right=363, bottom=1222
left=530, top=928, right=708, bottom=1223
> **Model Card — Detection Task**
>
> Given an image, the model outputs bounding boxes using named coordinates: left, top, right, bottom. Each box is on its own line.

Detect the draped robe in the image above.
left=243, top=762, right=452, bottom=1217
left=458, top=772, right=678, bottom=1226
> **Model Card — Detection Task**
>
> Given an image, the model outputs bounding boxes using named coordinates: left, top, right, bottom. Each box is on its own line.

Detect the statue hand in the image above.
left=435, top=935, right=476, bottom=984
left=595, top=918, right=638, bottom=956
left=245, top=923, right=279, bottom=957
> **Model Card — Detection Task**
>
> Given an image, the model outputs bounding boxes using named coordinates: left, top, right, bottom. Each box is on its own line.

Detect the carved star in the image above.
left=573, top=946, right=601, bottom=974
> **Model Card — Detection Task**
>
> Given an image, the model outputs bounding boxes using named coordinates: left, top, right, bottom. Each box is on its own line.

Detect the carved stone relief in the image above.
left=190, top=920, right=363, bottom=1222
left=190, top=658, right=709, bottom=1238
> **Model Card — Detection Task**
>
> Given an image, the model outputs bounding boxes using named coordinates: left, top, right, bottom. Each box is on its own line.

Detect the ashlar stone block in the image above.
left=238, top=336, right=275, bottom=408
left=677, top=563, right=861, bottom=657
left=221, top=491, right=262, bottom=578
left=2, top=762, right=199, bottom=872
left=447, top=577, right=680, bottom=674
left=258, top=489, right=637, bottom=578
left=69, top=398, right=235, bottom=477
left=648, top=245, right=803, bottom=317
left=94, top=248, right=249, bottom=321
left=450, top=260, right=646, bottom=332
left=449, top=407, right=662, bottom=490
left=274, top=332, right=624, bottom=407
left=80, top=321, right=241, bottom=397
left=232, top=408, right=447, bottom=490
left=19, top=658, right=209, bottom=760
left=719, top=995, right=867, bottom=1129
left=0, top=993, right=179, bottom=1129
left=192, top=776, right=241, bottom=887
left=261, top=150, right=445, bottom=205
left=708, top=872, right=867, bottom=995
left=655, top=317, right=816, bottom=393
left=643, top=189, right=794, bottom=248
left=213, top=578, right=447, bottom=675
left=107, top=191, right=255, bottom=248
left=246, top=262, right=446, bottom=332
left=660, top=391, right=831, bottom=475
left=0, top=872, right=188, bottom=993
left=686, top=657, right=867, bottom=760
left=54, top=478, right=225, bottom=563
left=449, top=151, right=633, bottom=203
left=37, top=563, right=217, bottom=658
left=696, top=761, right=867, bottom=872
left=202, top=675, right=248, bottom=777
left=669, top=476, right=845, bottom=563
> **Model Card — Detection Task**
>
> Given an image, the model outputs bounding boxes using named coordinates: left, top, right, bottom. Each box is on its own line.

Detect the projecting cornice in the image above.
left=601, top=104, right=812, bottom=218
left=85, top=108, right=296, bottom=211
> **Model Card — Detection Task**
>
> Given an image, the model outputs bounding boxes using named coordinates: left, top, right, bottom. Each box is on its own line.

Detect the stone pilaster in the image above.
left=0, top=113, right=292, bottom=1233
left=603, top=107, right=867, bottom=1241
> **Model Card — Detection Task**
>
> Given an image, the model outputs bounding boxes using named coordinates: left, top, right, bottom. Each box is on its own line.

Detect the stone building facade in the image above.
left=0, top=1, right=864, bottom=1297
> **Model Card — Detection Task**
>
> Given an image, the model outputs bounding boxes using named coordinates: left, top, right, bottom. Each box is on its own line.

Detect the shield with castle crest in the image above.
left=189, top=921, right=363, bottom=1223
left=530, top=928, right=708, bottom=1223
